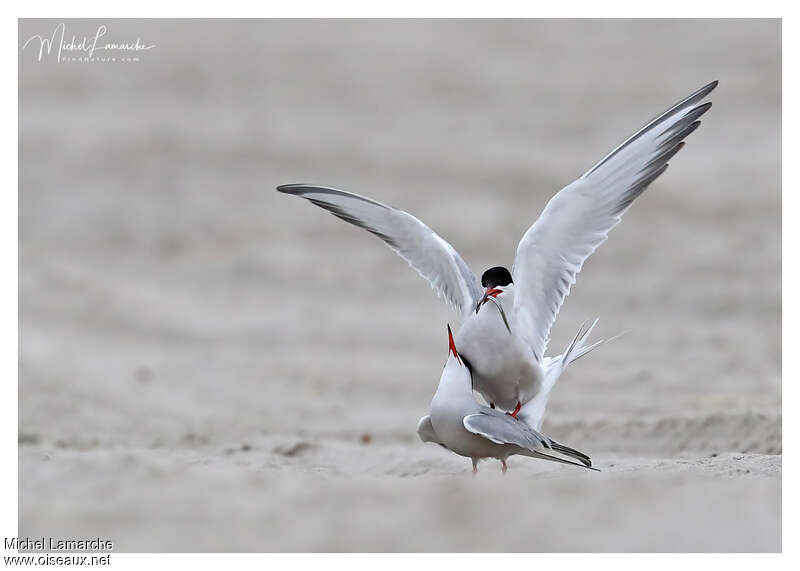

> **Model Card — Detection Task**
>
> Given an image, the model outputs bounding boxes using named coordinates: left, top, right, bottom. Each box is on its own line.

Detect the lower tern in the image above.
left=417, top=326, right=596, bottom=473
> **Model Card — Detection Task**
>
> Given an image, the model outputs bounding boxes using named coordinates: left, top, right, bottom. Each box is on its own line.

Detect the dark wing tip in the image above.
left=583, top=80, right=717, bottom=178
left=695, top=100, right=713, bottom=114
left=276, top=184, right=393, bottom=211
left=550, top=441, right=591, bottom=463
left=276, top=184, right=309, bottom=194
left=685, top=101, right=713, bottom=125
left=694, top=80, right=719, bottom=100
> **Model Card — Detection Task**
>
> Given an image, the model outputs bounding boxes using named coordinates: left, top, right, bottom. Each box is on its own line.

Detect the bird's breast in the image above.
left=456, top=294, right=542, bottom=409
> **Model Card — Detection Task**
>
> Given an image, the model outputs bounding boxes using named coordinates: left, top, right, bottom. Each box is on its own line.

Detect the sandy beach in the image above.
left=19, top=19, right=781, bottom=551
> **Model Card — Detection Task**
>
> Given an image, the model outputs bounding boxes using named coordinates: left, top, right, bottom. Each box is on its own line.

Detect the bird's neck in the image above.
left=433, top=358, right=474, bottom=403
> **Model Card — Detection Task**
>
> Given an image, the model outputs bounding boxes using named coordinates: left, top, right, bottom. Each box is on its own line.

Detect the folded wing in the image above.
left=278, top=184, right=483, bottom=318
left=511, top=81, right=718, bottom=361
left=463, top=410, right=551, bottom=449
left=463, top=410, right=595, bottom=469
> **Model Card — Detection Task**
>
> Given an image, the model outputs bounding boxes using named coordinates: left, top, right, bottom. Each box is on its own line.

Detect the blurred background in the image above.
left=19, top=19, right=780, bottom=551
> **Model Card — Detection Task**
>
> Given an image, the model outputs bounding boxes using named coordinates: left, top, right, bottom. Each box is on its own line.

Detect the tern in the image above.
left=416, top=325, right=597, bottom=473
left=278, top=80, right=717, bottom=431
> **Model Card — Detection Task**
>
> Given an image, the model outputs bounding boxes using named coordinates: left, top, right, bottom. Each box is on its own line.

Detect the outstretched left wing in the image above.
left=278, top=184, right=483, bottom=318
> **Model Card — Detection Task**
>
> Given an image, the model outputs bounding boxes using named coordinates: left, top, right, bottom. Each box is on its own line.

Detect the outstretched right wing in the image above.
left=278, top=184, right=483, bottom=318
left=511, top=81, right=717, bottom=361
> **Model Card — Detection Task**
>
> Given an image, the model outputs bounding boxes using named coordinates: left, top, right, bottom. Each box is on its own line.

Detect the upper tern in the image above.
left=278, top=80, right=717, bottom=431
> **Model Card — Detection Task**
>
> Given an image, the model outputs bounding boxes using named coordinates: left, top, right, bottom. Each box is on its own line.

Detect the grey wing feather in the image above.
left=463, top=411, right=596, bottom=469
left=527, top=450, right=599, bottom=471
left=549, top=439, right=593, bottom=467
left=277, top=184, right=482, bottom=318
left=463, top=410, right=552, bottom=450
left=512, top=81, right=717, bottom=361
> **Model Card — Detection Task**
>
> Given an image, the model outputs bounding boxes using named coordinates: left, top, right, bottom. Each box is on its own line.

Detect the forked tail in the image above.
left=559, top=318, right=607, bottom=369
left=520, top=318, right=619, bottom=430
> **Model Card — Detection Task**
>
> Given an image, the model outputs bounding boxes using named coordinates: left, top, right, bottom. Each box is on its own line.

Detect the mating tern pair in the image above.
left=278, top=80, right=717, bottom=473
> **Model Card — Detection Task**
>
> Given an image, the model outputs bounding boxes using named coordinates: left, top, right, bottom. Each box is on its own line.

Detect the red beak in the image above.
left=476, top=288, right=504, bottom=313
left=447, top=324, right=461, bottom=364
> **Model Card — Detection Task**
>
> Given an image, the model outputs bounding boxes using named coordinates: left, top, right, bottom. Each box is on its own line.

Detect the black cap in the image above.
left=481, top=266, right=513, bottom=288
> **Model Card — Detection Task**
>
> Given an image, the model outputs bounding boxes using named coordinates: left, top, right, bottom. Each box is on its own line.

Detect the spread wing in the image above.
left=511, top=80, right=717, bottom=361
left=278, top=184, right=482, bottom=318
